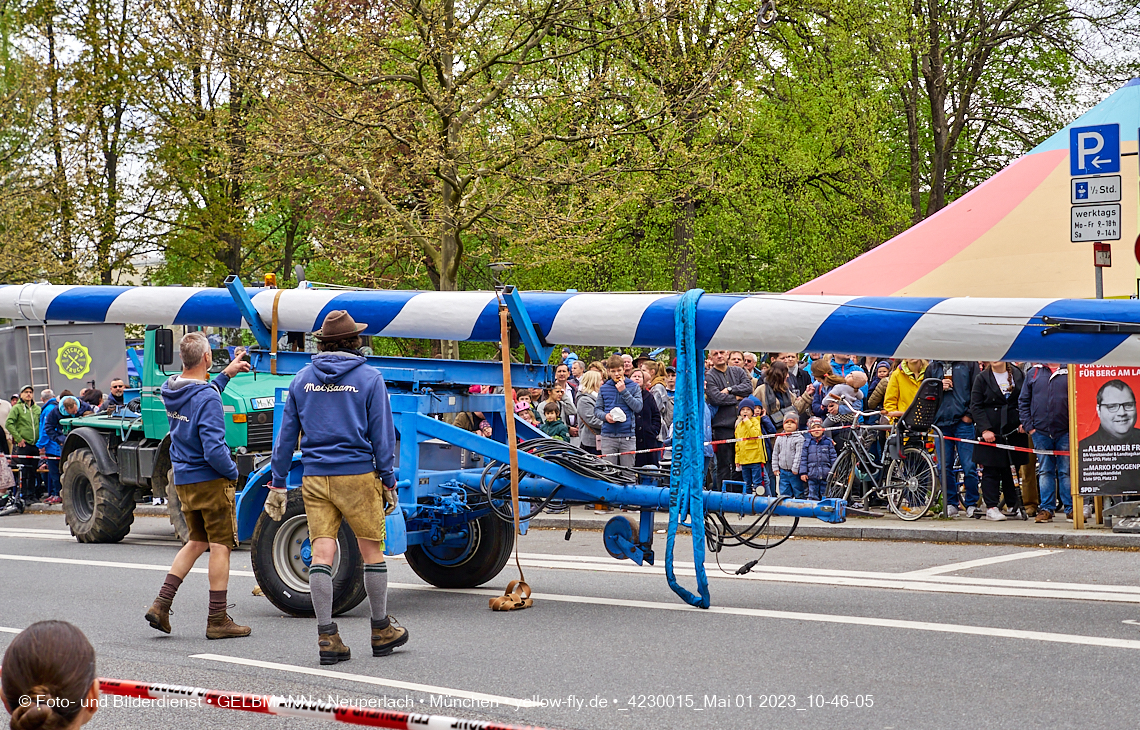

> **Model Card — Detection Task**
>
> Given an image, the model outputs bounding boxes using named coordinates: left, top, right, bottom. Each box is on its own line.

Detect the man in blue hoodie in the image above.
left=266, top=310, right=406, bottom=666
left=145, top=332, right=252, bottom=641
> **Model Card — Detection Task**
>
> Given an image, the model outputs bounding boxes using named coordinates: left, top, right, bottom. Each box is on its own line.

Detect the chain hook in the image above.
left=757, top=0, right=777, bottom=27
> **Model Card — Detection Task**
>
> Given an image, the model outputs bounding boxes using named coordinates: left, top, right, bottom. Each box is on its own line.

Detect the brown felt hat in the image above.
left=314, top=310, right=367, bottom=341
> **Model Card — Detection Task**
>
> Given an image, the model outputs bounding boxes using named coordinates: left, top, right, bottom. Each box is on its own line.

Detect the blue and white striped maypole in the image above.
left=3, top=283, right=1140, bottom=363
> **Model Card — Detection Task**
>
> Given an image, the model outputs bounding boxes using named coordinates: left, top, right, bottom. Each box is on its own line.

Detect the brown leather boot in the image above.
left=206, top=611, right=251, bottom=640
left=371, top=616, right=409, bottom=657
left=145, top=597, right=173, bottom=634
left=319, top=624, right=351, bottom=665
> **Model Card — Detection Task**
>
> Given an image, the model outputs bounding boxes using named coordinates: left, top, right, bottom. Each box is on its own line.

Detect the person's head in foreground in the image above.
left=2, top=621, right=99, bottom=730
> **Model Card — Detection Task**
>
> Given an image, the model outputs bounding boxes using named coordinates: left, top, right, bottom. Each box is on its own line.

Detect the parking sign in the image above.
left=1069, top=124, right=1120, bottom=176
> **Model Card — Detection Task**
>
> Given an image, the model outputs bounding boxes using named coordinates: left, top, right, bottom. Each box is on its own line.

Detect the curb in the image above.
left=25, top=503, right=169, bottom=517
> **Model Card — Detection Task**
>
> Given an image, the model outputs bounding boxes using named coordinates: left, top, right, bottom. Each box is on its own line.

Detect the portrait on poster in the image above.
left=1075, top=366, right=1140, bottom=496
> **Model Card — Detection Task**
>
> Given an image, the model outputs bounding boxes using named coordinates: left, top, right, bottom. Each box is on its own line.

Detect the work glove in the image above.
left=264, top=486, right=287, bottom=521
left=382, top=482, right=399, bottom=516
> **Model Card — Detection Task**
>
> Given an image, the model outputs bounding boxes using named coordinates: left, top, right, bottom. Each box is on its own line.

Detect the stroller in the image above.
left=0, top=451, right=23, bottom=517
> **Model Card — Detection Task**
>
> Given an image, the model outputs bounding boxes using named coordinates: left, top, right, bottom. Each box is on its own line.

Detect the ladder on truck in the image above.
left=25, top=324, right=51, bottom=394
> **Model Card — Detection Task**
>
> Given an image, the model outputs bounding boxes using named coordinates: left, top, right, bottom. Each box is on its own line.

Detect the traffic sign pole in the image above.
left=1093, top=242, right=1112, bottom=298
left=1069, top=124, right=1122, bottom=299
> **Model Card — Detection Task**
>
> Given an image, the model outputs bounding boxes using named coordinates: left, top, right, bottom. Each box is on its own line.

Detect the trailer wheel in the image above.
left=250, top=489, right=367, bottom=618
left=61, top=448, right=134, bottom=544
left=158, top=466, right=191, bottom=544
left=406, top=513, right=514, bottom=588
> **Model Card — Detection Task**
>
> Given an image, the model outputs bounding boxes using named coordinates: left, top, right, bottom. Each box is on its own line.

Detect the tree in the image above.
left=891, top=0, right=1140, bottom=219
left=263, top=0, right=655, bottom=354
left=140, top=0, right=287, bottom=285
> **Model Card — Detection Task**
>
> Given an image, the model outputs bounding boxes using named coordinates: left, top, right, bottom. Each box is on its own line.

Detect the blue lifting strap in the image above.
left=665, top=288, right=711, bottom=609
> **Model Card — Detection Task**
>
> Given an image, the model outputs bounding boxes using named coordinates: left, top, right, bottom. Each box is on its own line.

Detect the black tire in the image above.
left=886, top=447, right=938, bottom=521
left=158, top=464, right=191, bottom=544
left=61, top=448, right=134, bottom=543
left=250, top=488, right=367, bottom=618
left=405, top=512, right=514, bottom=588
left=825, top=450, right=856, bottom=501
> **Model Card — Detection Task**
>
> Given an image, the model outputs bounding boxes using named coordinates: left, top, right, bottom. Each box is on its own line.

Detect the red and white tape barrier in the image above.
left=94, top=676, right=547, bottom=729
left=593, top=425, right=1071, bottom=459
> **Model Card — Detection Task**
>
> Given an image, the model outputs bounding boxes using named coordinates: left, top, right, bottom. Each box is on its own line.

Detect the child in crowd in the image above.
left=515, top=400, right=537, bottom=426
left=734, top=397, right=771, bottom=495
left=477, top=420, right=493, bottom=438
left=799, top=416, right=836, bottom=500
left=539, top=402, right=570, bottom=441
left=822, top=370, right=868, bottom=445
left=822, top=370, right=867, bottom=417
left=771, top=412, right=805, bottom=498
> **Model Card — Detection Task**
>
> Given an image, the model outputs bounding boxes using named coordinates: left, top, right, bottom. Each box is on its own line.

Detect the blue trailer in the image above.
left=5, top=278, right=1137, bottom=610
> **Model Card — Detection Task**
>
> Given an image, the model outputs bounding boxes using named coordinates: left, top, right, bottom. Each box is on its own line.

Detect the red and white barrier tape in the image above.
left=6, top=454, right=62, bottom=461
left=938, top=434, right=1070, bottom=457
left=593, top=425, right=1072, bottom=459
left=93, top=677, right=546, bottom=729
left=592, top=424, right=853, bottom=458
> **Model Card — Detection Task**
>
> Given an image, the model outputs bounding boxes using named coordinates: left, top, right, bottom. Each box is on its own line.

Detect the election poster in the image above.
left=1073, top=365, right=1140, bottom=496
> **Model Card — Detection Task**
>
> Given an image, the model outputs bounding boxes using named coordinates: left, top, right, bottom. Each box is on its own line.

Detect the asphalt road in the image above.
left=2, top=512, right=1140, bottom=730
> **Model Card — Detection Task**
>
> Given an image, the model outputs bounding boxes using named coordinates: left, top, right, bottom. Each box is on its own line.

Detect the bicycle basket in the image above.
left=899, top=378, right=944, bottom=433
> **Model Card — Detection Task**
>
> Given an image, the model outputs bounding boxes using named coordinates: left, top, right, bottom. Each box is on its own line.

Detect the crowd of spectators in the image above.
left=2, top=381, right=116, bottom=506
left=447, top=350, right=1079, bottom=523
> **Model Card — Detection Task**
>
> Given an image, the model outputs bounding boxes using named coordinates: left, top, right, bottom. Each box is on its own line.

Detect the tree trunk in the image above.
left=903, top=50, right=923, bottom=224
left=45, top=11, right=72, bottom=266
left=672, top=193, right=697, bottom=291
left=921, top=0, right=949, bottom=216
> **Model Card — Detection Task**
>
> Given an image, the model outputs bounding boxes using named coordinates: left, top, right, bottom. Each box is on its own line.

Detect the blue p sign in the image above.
left=1070, top=124, right=1120, bottom=175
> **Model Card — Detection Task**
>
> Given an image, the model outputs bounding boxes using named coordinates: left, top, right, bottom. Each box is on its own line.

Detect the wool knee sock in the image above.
left=208, top=590, right=227, bottom=614
left=158, top=573, right=182, bottom=602
left=364, top=562, right=389, bottom=629
left=309, top=563, right=334, bottom=633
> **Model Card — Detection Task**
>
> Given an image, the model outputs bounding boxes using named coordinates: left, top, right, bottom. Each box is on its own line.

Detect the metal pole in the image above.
left=1096, top=266, right=1104, bottom=299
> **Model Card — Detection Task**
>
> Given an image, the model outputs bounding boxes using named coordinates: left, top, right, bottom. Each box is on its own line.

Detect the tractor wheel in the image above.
left=61, top=448, right=135, bottom=544
left=250, top=488, right=367, bottom=618
left=160, top=467, right=191, bottom=544
left=405, top=512, right=514, bottom=588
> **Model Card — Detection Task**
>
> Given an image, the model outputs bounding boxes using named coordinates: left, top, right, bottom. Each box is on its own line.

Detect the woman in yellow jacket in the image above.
left=884, top=359, right=928, bottom=419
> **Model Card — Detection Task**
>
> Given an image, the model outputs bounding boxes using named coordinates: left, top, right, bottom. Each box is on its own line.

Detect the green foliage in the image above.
left=0, top=0, right=1136, bottom=303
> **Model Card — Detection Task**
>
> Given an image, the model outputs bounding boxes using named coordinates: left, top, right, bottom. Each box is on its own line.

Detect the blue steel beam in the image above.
left=417, top=415, right=844, bottom=523
left=501, top=285, right=554, bottom=364
left=224, top=275, right=273, bottom=347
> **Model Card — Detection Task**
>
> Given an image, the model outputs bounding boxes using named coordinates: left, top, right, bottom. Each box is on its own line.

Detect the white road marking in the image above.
left=900, top=549, right=1058, bottom=576
left=0, top=527, right=180, bottom=546
left=190, top=654, right=539, bottom=708
left=0, top=553, right=255, bottom=577
left=3, top=553, right=1140, bottom=653
left=391, top=583, right=1140, bottom=652
left=0, top=626, right=20, bottom=634
left=509, top=552, right=1140, bottom=603
left=2, top=548, right=1139, bottom=604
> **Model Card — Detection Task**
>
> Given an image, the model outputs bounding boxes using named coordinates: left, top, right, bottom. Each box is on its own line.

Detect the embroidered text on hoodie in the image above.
left=271, top=352, right=396, bottom=487
left=161, top=372, right=238, bottom=485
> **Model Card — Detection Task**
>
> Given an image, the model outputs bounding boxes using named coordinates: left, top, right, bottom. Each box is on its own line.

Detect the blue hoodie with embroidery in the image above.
left=271, top=353, right=396, bottom=487
left=161, top=372, right=237, bottom=485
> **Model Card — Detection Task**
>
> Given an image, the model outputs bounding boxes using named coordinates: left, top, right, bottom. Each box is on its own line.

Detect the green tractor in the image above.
left=58, top=326, right=292, bottom=543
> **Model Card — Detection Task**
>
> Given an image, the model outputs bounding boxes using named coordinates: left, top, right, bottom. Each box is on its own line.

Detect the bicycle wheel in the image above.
left=885, top=447, right=937, bottom=521
left=825, top=450, right=856, bottom=501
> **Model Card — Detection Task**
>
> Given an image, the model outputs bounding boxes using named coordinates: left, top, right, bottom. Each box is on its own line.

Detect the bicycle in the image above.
left=824, top=379, right=944, bottom=521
